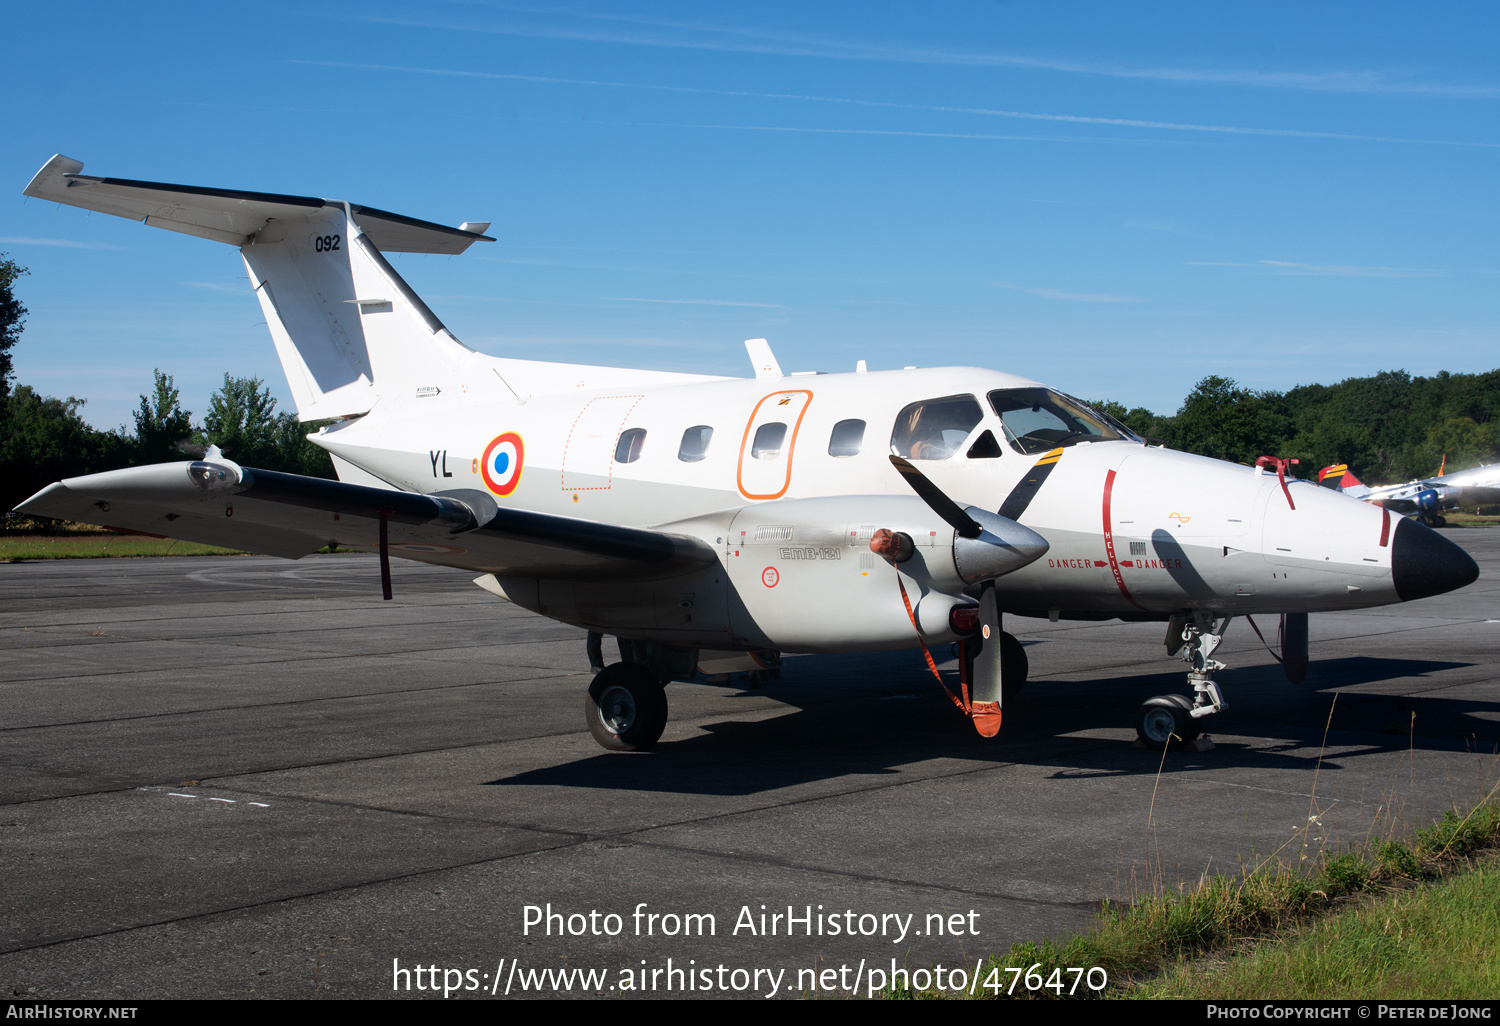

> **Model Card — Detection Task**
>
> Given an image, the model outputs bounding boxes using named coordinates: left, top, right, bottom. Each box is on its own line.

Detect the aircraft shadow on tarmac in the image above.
left=489, top=650, right=1496, bottom=797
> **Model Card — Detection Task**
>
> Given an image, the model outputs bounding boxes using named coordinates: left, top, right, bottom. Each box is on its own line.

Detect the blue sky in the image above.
left=3, top=1, right=1497, bottom=429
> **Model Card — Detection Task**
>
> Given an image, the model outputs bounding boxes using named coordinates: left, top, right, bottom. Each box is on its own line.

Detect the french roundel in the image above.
left=481, top=432, right=525, bottom=497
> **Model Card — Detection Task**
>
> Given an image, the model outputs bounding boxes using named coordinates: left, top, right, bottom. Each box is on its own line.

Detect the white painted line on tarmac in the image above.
left=1200, top=779, right=1342, bottom=802
left=162, top=791, right=269, bottom=807
left=184, top=568, right=282, bottom=590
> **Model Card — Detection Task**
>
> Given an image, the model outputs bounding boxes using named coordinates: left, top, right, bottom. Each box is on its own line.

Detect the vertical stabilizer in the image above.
left=241, top=205, right=486, bottom=420
left=1318, top=464, right=1367, bottom=495
left=20, top=154, right=498, bottom=421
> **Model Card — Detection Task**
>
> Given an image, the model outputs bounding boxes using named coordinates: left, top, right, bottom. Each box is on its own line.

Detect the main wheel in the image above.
left=1135, top=694, right=1201, bottom=746
left=1000, top=632, right=1028, bottom=702
left=585, top=663, right=668, bottom=751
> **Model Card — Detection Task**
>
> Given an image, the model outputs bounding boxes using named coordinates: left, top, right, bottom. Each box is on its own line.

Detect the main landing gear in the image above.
left=585, top=662, right=669, bottom=751
left=1135, top=612, right=1227, bottom=749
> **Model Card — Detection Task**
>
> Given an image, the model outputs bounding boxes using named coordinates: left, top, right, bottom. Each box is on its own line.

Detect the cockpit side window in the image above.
left=890, top=395, right=984, bottom=460
left=987, top=388, right=1127, bottom=455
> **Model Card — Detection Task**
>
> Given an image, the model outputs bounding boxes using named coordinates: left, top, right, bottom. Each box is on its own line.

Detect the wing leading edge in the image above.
left=15, top=460, right=715, bottom=581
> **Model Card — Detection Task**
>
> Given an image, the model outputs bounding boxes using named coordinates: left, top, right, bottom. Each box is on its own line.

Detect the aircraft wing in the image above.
left=15, top=460, right=716, bottom=582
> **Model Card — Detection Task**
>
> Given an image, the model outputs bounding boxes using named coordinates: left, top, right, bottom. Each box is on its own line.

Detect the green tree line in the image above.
left=1093, top=369, right=1500, bottom=483
left=2, top=252, right=1497, bottom=521
left=1, top=370, right=336, bottom=517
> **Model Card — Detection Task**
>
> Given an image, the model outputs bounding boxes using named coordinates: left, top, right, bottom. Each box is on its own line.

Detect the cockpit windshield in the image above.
left=987, top=388, right=1130, bottom=455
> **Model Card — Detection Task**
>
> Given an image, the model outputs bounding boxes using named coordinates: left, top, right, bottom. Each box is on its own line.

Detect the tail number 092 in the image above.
left=314, top=235, right=342, bottom=253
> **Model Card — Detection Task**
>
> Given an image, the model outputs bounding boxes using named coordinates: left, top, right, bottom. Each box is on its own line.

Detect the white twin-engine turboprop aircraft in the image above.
left=17, top=155, right=1481, bottom=752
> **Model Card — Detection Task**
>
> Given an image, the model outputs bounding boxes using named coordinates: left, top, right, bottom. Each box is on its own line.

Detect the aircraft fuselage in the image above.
left=313, top=366, right=1423, bottom=653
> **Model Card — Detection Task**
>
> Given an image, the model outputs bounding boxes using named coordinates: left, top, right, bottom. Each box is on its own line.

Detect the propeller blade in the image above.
left=889, top=456, right=983, bottom=538
left=968, top=583, right=1003, bottom=736
left=1281, top=612, right=1308, bottom=684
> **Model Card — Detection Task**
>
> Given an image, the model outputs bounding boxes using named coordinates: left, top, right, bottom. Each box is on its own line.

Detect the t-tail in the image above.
left=23, top=154, right=506, bottom=421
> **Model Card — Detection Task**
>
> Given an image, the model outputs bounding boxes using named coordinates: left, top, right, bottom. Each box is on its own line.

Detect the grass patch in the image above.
left=1442, top=512, right=1500, bottom=527
left=894, top=789, right=1500, bottom=1000
left=0, top=533, right=245, bottom=560
left=1137, top=861, right=1500, bottom=999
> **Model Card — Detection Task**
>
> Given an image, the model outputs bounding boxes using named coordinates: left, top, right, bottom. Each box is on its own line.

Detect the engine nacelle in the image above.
left=716, top=495, right=1046, bottom=652
left=499, top=495, right=1048, bottom=656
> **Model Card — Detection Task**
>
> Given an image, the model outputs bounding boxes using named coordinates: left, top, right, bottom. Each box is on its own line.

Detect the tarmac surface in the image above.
left=1, top=530, right=1497, bottom=1000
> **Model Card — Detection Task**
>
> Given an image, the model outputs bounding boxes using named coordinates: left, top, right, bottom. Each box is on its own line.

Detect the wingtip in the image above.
left=23, top=154, right=85, bottom=199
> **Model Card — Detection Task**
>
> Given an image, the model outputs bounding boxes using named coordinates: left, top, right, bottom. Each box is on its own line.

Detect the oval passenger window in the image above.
left=678, top=425, right=713, bottom=462
left=615, top=427, right=647, bottom=464
left=828, top=419, right=865, bottom=457
left=751, top=422, right=787, bottom=460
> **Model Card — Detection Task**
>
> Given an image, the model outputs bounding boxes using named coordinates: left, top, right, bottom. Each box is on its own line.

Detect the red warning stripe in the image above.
left=1379, top=507, right=1391, bottom=548
left=1102, top=469, right=1148, bottom=612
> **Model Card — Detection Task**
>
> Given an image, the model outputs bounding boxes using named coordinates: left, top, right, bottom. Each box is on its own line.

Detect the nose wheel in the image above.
left=1135, top=694, right=1201, bottom=745
left=585, top=662, right=668, bottom=751
left=1137, top=613, right=1227, bottom=750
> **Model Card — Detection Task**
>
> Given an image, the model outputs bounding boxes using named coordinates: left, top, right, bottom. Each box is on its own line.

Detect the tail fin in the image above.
left=1317, top=463, right=1366, bottom=493
left=24, top=154, right=496, bottom=421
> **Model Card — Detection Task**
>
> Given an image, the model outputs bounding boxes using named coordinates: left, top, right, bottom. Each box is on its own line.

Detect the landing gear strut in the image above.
left=1136, top=612, right=1227, bottom=748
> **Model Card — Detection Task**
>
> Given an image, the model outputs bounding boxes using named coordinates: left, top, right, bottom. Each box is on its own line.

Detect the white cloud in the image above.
left=339, top=9, right=1500, bottom=99
left=602, top=297, right=787, bottom=308
left=0, top=237, right=126, bottom=250
left=290, top=60, right=1500, bottom=149
left=1187, top=260, right=1451, bottom=278
left=995, top=282, right=1140, bottom=303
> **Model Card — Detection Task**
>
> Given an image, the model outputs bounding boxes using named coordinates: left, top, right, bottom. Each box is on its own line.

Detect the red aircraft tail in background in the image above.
left=1317, top=464, right=1366, bottom=492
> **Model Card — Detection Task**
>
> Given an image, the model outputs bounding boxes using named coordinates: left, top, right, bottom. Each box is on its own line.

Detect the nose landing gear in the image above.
left=1135, top=612, right=1226, bottom=750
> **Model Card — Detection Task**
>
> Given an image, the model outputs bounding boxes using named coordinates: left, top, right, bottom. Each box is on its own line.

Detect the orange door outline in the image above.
left=736, top=390, right=814, bottom=500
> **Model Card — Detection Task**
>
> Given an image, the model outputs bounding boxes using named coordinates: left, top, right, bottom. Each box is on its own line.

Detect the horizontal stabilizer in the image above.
left=23, top=154, right=495, bottom=254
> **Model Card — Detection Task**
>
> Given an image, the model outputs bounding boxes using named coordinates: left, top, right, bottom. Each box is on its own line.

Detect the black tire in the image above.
left=585, top=663, right=668, bottom=751
left=1135, top=694, right=1201, bottom=746
left=1000, top=632, right=1028, bottom=702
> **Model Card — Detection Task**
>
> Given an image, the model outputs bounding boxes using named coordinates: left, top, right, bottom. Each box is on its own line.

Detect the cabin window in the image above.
left=889, top=395, right=984, bottom=460
left=751, top=422, right=787, bottom=460
left=828, top=419, right=865, bottom=458
left=615, top=427, right=647, bottom=464
left=678, top=425, right=713, bottom=462
left=987, top=388, right=1128, bottom=455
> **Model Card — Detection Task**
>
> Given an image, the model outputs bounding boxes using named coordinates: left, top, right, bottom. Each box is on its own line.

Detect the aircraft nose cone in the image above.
left=1391, top=516, right=1479, bottom=602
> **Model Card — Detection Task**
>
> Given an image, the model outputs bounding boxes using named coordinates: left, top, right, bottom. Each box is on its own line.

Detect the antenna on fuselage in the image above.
left=745, top=338, right=782, bottom=379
